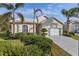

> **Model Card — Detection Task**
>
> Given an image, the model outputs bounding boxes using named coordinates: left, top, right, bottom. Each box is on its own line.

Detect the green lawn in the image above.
left=71, top=35, right=79, bottom=40
left=63, top=31, right=79, bottom=40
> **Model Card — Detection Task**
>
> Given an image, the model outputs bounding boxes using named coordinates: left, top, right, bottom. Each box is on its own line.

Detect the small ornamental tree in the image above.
left=41, top=28, right=47, bottom=36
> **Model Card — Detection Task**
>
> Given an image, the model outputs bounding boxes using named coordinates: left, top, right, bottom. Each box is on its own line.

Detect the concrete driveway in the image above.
left=49, top=36, right=79, bottom=56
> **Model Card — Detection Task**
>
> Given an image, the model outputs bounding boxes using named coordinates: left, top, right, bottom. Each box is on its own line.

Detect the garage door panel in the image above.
left=49, top=28, right=60, bottom=36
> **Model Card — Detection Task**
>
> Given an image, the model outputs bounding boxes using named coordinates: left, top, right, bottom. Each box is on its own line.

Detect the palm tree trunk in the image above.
left=33, top=10, right=35, bottom=35
left=36, top=16, right=39, bottom=35
left=12, top=9, right=15, bottom=38
left=67, top=17, right=70, bottom=35
left=0, top=26, right=1, bottom=32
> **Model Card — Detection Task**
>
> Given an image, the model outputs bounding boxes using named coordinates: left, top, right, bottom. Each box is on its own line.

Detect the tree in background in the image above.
left=33, top=8, right=43, bottom=35
left=61, top=8, right=76, bottom=35
left=0, top=3, right=24, bottom=37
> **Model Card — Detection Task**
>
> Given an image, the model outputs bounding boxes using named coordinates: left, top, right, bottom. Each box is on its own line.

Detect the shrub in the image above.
left=24, top=45, right=43, bottom=56
left=63, top=31, right=75, bottom=37
left=0, top=32, right=7, bottom=37
left=6, top=30, right=11, bottom=37
left=0, top=31, right=12, bottom=40
left=26, top=33, right=34, bottom=35
left=63, top=34, right=71, bottom=37
left=15, top=32, right=34, bottom=39
left=20, top=35, right=53, bottom=55
left=15, top=32, right=26, bottom=39
left=0, top=41, right=13, bottom=56
left=69, top=32, right=75, bottom=36
left=41, top=28, right=47, bottom=36
left=0, top=41, right=43, bottom=56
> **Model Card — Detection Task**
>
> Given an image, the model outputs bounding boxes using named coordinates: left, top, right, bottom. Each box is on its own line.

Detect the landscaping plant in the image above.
left=20, top=34, right=53, bottom=55
left=41, top=28, right=47, bottom=37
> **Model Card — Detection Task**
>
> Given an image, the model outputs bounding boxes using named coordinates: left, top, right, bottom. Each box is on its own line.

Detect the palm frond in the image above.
left=0, top=3, right=14, bottom=10
left=7, top=4, right=14, bottom=10
left=34, top=8, right=43, bottom=15
left=61, top=9, right=77, bottom=17
left=61, top=9, right=68, bottom=17
left=15, top=3, right=24, bottom=9
left=17, top=13, right=24, bottom=23
left=0, top=3, right=8, bottom=8
left=0, top=12, right=12, bottom=24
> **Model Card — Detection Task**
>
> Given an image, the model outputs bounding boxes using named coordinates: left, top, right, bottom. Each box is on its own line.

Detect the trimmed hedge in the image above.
left=0, top=32, right=12, bottom=40
left=69, top=32, right=75, bottom=36
left=0, top=32, right=7, bottom=37
left=15, top=32, right=34, bottom=39
left=63, top=31, right=75, bottom=37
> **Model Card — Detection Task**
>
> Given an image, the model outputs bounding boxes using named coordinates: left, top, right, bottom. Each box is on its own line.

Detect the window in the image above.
left=22, top=25, right=28, bottom=32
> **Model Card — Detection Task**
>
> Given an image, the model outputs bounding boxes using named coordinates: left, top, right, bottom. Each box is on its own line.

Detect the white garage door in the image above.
left=49, top=28, right=60, bottom=36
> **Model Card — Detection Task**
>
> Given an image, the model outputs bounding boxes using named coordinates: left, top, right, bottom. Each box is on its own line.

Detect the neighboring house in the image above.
left=9, top=16, right=64, bottom=36
left=64, top=20, right=79, bottom=33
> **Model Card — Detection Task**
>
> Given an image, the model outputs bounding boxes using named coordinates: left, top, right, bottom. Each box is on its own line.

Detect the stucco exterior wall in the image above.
left=51, top=19, right=63, bottom=35
left=42, top=18, right=63, bottom=35
left=10, top=24, right=36, bottom=33
left=52, top=19, right=63, bottom=29
left=10, top=17, right=63, bottom=35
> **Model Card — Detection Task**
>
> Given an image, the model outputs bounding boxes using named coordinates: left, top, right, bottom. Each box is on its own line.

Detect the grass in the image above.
left=71, top=35, right=79, bottom=40
left=63, top=34, right=79, bottom=40
left=52, top=43, right=71, bottom=56
left=0, top=38, right=24, bottom=46
left=63, top=32, right=79, bottom=40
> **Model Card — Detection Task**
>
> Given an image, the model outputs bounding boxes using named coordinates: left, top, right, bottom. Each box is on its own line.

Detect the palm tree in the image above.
left=70, top=5, right=79, bottom=18
left=33, top=8, right=43, bottom=35
left=0, top=12, right=12, bottom=31
left=0, top=3, right=24, bottom=37
left=0, top=13, right=12, bottom=31
left=61, top=9, right=76, bottom=35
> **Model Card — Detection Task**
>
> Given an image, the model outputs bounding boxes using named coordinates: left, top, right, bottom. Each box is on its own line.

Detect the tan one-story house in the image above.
left=9, top=16, right=64, bottom=36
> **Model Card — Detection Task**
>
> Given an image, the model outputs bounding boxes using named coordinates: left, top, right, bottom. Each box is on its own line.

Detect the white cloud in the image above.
left=16, top=4, right=62, bottom=19
left=17, top=9, right=33, bottom=15
left=17, top=9, right=34, bottom=18
left=47, top=4, right=64, bottom=10
left=41, top=8, right=60, bottom=17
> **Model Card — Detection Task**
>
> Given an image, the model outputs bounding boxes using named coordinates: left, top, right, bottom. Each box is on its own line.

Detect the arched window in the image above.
left=22, top=25, right=28, bottom=32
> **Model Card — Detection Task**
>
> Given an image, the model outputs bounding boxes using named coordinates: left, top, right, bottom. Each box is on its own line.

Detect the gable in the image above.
left=42, top=18, right=53, bottom=26
left=42, top=17, right=63, bottom=25
left=42, top=17, right=63, bottom=29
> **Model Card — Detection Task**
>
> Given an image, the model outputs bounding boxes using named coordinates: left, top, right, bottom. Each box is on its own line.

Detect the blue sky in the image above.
left=0, top=3, right=78, bottom=22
